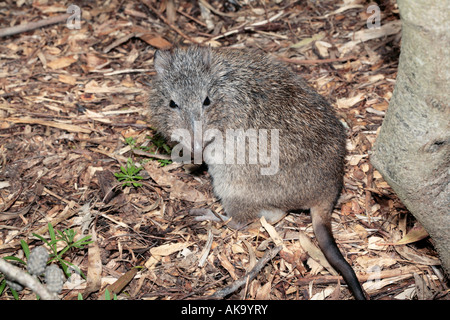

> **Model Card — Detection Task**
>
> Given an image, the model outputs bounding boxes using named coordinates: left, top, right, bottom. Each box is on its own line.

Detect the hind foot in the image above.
left=190, top=208, right=226, bottom=222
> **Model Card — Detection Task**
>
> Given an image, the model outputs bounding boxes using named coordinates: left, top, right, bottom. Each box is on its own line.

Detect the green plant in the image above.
left=104, top=288, right=118, bottom=300
left=76, top=289, right=118, bottom=300
left=2, top=239, right=30, bottom=266
left=148, top=134, right=172, bottom=154
left=1, top=224, right=92, bottom=299
left=1, top=240, right=31, bottom=299
left=146, top=134, right=173, bottom=167
left=124, top=134, right=172, bottom=167
left=32, top=223, right=93, bottom=278
left=125, top=136, right=137, bottom=147
left=114, top=158, right=144, bottom=187
left=154, top=158, right=172, bottom=166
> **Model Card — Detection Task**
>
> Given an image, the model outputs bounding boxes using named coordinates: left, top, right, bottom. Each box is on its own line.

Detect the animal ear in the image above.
left=201, top=46, right=212, bottom=68
left=154, top=49, right=171, bottom=76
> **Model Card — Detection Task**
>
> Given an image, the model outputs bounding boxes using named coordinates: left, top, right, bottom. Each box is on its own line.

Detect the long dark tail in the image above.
left=311, top=206, right=366, bottom=300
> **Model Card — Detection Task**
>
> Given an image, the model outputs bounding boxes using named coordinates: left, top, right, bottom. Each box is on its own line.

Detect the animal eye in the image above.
left=169, top=100, right=178, bottom=109
left=203, top=96, right=211, bottom=106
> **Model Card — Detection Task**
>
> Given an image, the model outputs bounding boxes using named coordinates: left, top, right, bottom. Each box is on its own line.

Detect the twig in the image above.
left=278, top=55, right=357, bottom=65
left=176, top=8, right=207, bottom=28
left=210, top=10, right=285, bottom=41
left=132, top=148, right=172, bottom=160
left=141, top=0, right=199, bottom=44
left=0, top=13, right=70, bottom=38
left=103, top=68, right=152, bottom=76
left=103, top=32, right=142, bottom=53
left=100, top=267, right=139, bottom=299
left=210, top=245, right=282, bottom=299
left=198, top=0, right=239, bottom=18
left=0, top=259, right=58, bottom=300
left=295, top=265, right=428, bottom=287
left=4, top=117, right=92, bottom=134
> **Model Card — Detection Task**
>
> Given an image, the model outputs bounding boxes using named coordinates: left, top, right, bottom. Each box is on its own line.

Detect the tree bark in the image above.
left=371, top=0, right=450, bottom=274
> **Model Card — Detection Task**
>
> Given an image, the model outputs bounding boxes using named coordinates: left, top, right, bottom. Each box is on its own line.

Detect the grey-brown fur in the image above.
left=147, top=46, right=366, bottom=300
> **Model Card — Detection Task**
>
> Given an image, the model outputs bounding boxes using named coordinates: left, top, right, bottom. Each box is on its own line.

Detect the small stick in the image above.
left=198, top=0, right=239, bottom=18
left=141, top=0, right=199, bottom=44
left=176, top=8, right=207, bottom=28
left=132, top=148, right=172, bottom=160
left=210, top=10, right=285, bottom=41
left=295, top=265, right=429, bottom=287
left=209, top=245, right=282, bottom=299
left=0, top=13, right=70, bottom=38
left=279, top=55, right=357, bottom=65
left=103, top=32, right=142, bottom=53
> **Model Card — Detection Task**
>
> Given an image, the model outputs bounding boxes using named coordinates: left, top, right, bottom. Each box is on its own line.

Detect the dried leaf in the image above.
left=395, top=245, right=440, bottom=266
left=335, top=93, right=365, bottom=109
left=218, top=252, right=238, bottom=280
left=138, top=34, right=172, bottom=49
left=260, top=216, right=283, bottom=247
left=84, top=229, right=102, bottom=296
left=47, top=55, right=78, bottom=69
left=290, top=33, right=325, bottom=48
left=58, top=74, right=77, bottom=85
left=368, top=236, right=388, bottom=250
left=254, top=281, right=272, bottom=299
left=310, top=286, right=335, bottom=300
left=85, top=53, right=108, bottom=70
left=150, top=242, right=194, bottom=257
left=393, top=225, right=429, bottom=245
left=298, top=231, right=337, bottom=276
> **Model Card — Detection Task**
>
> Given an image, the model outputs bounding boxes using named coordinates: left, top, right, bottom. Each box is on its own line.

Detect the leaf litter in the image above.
left=0, top=0, right=447, bottom=300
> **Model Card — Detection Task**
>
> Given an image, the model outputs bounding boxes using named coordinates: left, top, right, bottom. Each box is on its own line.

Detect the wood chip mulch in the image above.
left=0, top=0, right=447, bottom=300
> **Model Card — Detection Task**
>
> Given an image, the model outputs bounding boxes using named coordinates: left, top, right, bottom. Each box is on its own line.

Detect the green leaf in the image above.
left=115, top=174, right=125, bottom=181
left=58, top=245, right=71, bottom=258
left=20, top=240, right=30, bottom=260
left=73, top=235, right=93, bottom=248
left=56, top=258, right=71, bottom=278
left=0, top=279, right=6, bottom=296
left=3, top=256, right=26, bottom=265
left=48, top=223, right=56, bottom=243
left=162, top=143, right=171, bottom=154
left=63, top=228, right=76, bottom=243
left=56, top=229, right=67, bottom=243
left=10, top=288, right=19, bottom=300
left=32, top=233, right=51, bottom=249
left=114, top=158, right=144, bottom=188
left=60, top=259, right=86, bottom=279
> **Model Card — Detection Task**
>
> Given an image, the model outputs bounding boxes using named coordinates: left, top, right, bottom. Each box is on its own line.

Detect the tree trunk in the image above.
left=371, top=0, right=450, bottom=274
